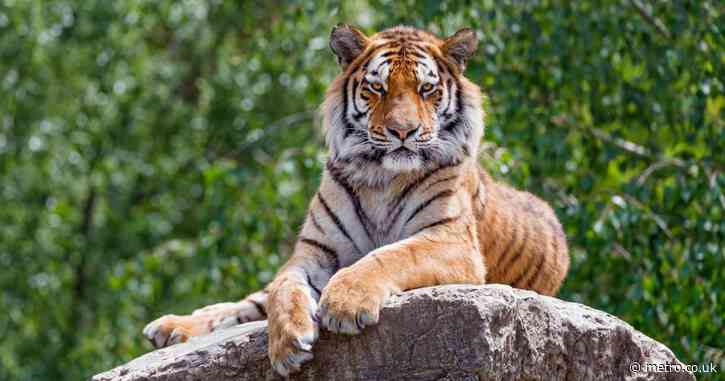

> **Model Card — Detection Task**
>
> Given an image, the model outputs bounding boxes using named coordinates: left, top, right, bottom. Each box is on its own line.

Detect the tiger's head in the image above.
left=322, top=25, right=484, bottom=186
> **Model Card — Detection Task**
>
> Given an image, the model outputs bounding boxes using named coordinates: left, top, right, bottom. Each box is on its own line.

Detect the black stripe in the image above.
left=350, top=41, right=399, bottom=74
left=248, top=299, right=266, bottom=317
left=510, top=258, right=532, bottom=289
left=341, top=75, right=355, bottom=138
left=405, top=189, right=455, bottom=224
left=422, top=175, right=458, bottom=192
left=347, top=129, right=368, bottom=139
left=452, top=77, right=473, bottom=144
left=316, top=194, right=359, bottom=256
left=409, top=44, right=431, bottom=55
left=309, top=211, right=324, bottom=234
left=441, top=79, right=454, bottom=117
left=343, top=123, right=356, bottom=138
left=350, top=78, right=363, bottom=116
left=306, top=273, right=322, bottom=297
left=420, top=148, right=433, bottom=162
left=434, top=51, right=458, bottom=75
left=442, top=77, right=465, bottom=131
left=413, top=216, right=459, bottom=235
left=385, top=165, right=452, bottom=231
left=524, top=229, right=562, bottom=290
left=493, top=224, right=519, bottom=269
left=326, top=162, right=374, bottom=245
left=455, top=77, right=463, bottom=119
left=434, top=56, right=449, bottom=76
left=514, top=249, right=546, bottom=290
left=443, top=116, right=461, bottom=133
left=500, top=226, right=530, bottom=271
left=414, top=60, right=430, bottom=70
left=300, top=237, right=340, bottom=272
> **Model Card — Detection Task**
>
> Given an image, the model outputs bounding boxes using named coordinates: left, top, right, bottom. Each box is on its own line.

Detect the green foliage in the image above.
left=1, top=1, right=722, bottom=380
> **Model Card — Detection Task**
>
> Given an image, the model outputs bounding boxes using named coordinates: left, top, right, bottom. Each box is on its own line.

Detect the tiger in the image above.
left=142, top=24, right=570, bottom=377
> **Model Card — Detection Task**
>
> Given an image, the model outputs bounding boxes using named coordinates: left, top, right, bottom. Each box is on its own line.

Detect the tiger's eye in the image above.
left=370, top=82, right=384, bottom=92
left=421, top=83, right=434, bottom=93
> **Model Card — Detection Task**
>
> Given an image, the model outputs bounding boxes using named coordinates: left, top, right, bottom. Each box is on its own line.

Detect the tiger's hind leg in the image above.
left=142, top=290, right=267, bottom=348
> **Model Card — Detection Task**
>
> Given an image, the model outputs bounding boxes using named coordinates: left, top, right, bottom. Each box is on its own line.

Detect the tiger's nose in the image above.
left=386, top=125, right=419, bottom=141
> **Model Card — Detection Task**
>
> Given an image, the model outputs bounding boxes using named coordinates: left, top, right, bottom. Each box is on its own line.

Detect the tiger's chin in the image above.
left=381, top=149, right=423, bottom=172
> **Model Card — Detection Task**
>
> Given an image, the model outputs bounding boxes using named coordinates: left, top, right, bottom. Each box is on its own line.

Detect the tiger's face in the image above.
left=358, top=48, right=442, bottom=172
left=323, top=25, right=484, bottom=184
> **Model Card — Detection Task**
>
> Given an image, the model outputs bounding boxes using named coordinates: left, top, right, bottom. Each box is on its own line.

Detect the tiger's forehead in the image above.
left=363, top=47, right=440, bottom=85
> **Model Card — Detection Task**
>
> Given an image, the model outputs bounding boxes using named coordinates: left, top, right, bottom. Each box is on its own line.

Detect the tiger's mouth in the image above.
left=387, top=146, right=420, bottom=161
left=390, top=147, right=414, bottom=155
left=382, top=146, right=423, bottom=172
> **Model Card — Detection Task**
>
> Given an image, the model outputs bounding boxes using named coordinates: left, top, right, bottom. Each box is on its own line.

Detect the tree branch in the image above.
left=629, top=0, right=672, bottom=39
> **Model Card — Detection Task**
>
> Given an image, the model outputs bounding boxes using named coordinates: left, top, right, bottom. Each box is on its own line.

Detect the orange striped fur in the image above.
left=143, top=25, right=569, bottom=377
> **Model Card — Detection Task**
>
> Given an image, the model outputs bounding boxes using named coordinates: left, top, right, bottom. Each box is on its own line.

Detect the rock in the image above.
left=92, top=285, right=694, bottom=381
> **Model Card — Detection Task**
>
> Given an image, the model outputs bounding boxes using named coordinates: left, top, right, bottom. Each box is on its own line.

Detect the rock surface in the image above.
left=92, top=285, right=694, bottom=381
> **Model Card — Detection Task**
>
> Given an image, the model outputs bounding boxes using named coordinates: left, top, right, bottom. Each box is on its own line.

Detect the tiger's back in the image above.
left=475, top=169, right=569, bottom=296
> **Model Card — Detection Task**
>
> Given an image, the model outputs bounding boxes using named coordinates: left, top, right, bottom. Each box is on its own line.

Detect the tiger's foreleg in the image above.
left=318, top=216, right=485, bottom=335
left=265, top=240, right=337, bottom=376
left=142, top=290, right=267, bottom=348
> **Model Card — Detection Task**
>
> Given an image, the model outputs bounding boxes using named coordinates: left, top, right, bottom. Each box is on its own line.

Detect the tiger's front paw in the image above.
left=268, top=288, right=319, bottom=377
left=318, top=267, right=387, bottom=335
left=143, top=313, right=215, bottom=348
left=143, top=301, right=259, bottom=348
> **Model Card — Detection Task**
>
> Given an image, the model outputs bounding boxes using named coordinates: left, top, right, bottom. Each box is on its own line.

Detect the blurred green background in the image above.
left=1, top=1, right=723, bottom=380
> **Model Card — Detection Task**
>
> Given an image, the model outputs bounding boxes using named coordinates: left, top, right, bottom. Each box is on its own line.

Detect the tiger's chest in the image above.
left=361, top=191, right=400, bottom=247
left=355, top=187, right=429, bottom=250
left=321, top=163, right=470, bottom=263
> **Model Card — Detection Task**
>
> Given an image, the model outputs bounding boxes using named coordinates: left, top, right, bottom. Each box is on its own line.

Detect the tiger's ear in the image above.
left=329, top=24, right=369, bottom=68
left=442, top=28, right=478, bottom=71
